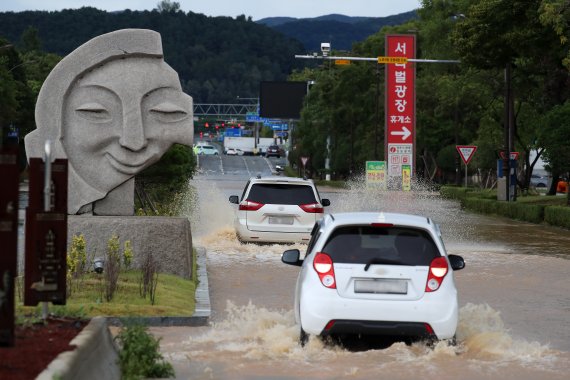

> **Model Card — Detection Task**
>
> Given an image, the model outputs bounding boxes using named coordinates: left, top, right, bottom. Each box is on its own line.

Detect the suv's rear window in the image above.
left=246, top=184, right=317, bottom=205
left=322, top=226, right=439, bottom=266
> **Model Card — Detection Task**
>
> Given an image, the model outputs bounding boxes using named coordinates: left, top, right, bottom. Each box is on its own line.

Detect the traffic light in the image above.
left=205, top=122, right=209, bottom=128
left=215, top=125, right=219, bottom=130
left=200, top=132, right=203, bottom=138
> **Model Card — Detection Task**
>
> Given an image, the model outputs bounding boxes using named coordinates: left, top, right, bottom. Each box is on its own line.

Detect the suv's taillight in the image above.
left=299, top=203, right=324, bottom=213
left=239, top=200, right=264, bottom=211
left=313, top=252, right=336, bottom=288
left=425, top=257, right=449, bottom=292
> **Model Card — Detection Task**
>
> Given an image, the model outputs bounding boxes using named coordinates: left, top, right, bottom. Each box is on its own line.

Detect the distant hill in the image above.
left=257, top=11, right=418, bottom=51
left=0, top=7, right=304, bottom=103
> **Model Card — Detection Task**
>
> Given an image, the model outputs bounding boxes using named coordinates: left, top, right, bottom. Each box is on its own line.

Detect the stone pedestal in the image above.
left=68, top=216, right=193, bottom=279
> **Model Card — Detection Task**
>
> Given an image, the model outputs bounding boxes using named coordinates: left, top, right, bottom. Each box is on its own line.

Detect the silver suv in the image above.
left=229, top=176, right=331, bottom=243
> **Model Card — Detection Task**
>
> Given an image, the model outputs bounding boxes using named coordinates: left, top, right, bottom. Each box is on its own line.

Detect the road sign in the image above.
left=366, top=161, right=386, bottom=189
left=378, top=56, right=408, bottom=64
left=386, top=34, right=416, bottom=180
left=456, top=145, right=477, bottom=165
left=300, top=157, right=309, bottom=168
left=335, top=59, right=351, bottom=65
left=402, top=164, right=411, bottom=191
left=499, top=151, right=519, bottom=160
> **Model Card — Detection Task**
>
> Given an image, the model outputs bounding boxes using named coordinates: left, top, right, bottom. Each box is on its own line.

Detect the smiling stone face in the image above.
left=62, top=58, right=192, bottom=194
left=24, top=29, right=194, bottom=215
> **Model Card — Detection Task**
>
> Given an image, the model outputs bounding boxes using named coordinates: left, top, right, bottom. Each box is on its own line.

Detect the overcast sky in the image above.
left=0, top=1, right=421, bottom=20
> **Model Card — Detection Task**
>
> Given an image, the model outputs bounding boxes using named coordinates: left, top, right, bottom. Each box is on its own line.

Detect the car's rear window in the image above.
left=246, top=184, right=317, bottom=205
left=322, top=226, right=439, bottom=266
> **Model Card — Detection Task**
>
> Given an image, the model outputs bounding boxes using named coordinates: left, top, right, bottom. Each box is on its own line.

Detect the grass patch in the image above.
left=16, top=270, right=196, bottom=318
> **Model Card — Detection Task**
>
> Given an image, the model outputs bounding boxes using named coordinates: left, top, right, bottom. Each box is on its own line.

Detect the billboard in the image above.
left=259, top=81, right=307, bottom=119
left=385, top=34, right=416, bottom=178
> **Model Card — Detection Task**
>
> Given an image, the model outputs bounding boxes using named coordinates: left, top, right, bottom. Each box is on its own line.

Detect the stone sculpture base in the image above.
left=68, top=216, right=193, bottom=279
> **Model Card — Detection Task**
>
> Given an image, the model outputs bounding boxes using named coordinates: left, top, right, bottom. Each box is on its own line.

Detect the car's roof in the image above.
left=323, top=212, right=433, bottom=229
left=249, top=176, right=315, bottom=185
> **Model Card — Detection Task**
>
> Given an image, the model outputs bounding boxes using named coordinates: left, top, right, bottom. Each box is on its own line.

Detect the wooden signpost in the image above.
left=0, top=146, right=19, bottom=346
left=24, top=143, right=68, bottom=311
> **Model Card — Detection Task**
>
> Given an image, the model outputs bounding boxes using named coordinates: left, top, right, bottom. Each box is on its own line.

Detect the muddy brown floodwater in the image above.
left=150, top=178, right=570, bottom=380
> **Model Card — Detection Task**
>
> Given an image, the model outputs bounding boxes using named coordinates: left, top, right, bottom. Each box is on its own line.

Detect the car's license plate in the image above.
left=354, top=279, right=408, bottom=294
left=268, top=216, right=294, bottom=225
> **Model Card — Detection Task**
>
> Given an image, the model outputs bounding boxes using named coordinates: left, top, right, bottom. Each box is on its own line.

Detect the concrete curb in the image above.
left=36, top=317, right=120, bottom=380
left=36, top=247, right=211, bottom=379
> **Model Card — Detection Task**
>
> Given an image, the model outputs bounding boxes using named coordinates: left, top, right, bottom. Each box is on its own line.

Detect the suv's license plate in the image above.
left=268, top=216, right=294, bottom=225
left=354, top=279, right=407, bottom=294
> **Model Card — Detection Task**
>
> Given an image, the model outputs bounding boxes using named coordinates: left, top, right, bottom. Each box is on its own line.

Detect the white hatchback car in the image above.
left=282, top=212, right=465, bottom=344
left=229, top=176, right=330, bottom=243
left=197, top=145, right=219, bottom=155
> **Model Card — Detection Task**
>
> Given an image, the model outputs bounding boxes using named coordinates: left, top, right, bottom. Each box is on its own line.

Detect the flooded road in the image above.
left=151, top=158, right=570, bottom=379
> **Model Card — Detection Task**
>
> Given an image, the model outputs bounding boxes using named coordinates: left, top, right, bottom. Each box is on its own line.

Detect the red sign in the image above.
left=0, top=146, right=19, bottom=346
left=385, top=34, right=416, bottom=177
left=456, top=145, right=478, bottom=165
left=300, top=157, right=309, bottom=168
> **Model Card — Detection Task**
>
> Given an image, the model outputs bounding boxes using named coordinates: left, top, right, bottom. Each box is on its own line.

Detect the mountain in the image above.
left=0, top=7, right=304, bottom=103
left=257, top=11, right=418, bottom=51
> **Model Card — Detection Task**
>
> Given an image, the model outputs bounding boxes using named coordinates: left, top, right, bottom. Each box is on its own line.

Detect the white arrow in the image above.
left=390, top=126, right=411, bottom=140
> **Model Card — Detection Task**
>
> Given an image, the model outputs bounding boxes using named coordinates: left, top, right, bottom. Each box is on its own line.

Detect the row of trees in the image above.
left=0, top=28, right=61, bottom=162
left=289, top=0, right=569, bottom=195
left=0, top=6, right=303, bottom=104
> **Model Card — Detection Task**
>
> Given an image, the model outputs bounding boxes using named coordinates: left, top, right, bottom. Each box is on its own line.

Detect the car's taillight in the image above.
left=239, top=200, right=264, bottom=211
left=313, top=252, right=336, bottom=289
left=425, top=256, right=449, bottom=292
left=299, top=203, right=324, bottom=213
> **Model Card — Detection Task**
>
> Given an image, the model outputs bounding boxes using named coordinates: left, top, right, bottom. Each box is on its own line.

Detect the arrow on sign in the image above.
left=456, top=145, right=478, bottom=165
left=390, top=126, right=412, bottom=141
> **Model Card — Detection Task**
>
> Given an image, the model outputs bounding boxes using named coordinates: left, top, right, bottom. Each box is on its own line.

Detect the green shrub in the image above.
left=115, top=323, right=174, bottom=380
left=440, top=186, right=469, bottom=200
left=462, top=198, right=545, bottom=223
left=544, top=206, right=570, bottom=229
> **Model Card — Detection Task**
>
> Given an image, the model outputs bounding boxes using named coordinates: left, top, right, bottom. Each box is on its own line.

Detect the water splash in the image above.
left=183, top=301, right=560, bottom=371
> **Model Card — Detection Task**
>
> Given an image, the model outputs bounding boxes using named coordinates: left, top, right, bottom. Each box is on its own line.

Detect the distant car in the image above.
left=196, top=145, right=219, bottom=155
left=282, top=212, right=465, bottom=345
left=266, top=145, right=282, bottom=158
left=226, top=148, right=244, bottom=156
left=530, top=174, right=547, bottom=188
left=228, top=176, right=331, bottom=244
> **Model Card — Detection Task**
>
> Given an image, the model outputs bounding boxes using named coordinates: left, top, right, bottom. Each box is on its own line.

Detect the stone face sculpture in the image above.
left=25, top=29, right=193, bottom=215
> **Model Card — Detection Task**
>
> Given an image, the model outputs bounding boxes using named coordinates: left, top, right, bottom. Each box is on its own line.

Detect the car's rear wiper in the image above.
left=364, top=257, right=402, bottom=271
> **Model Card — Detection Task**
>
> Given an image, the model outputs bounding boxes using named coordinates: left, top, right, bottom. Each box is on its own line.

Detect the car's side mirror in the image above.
left=282, top=249, right=303, bottom=266
left=229, top=195, right=239, bottom=204
left=321, top=199, right=331, bottom=207
left=448, top=254, right=465, bottom=271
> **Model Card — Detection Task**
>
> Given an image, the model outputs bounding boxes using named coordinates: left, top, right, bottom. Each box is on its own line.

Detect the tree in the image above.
left=452, top=0, right=568, bottom=193
left=155, top=0, right=181, bottom=13
left=540, top=101, right=570, bottom=202
left=539, top=0, right=570, bottom=69
left=19, top=26, right=41, bottom=52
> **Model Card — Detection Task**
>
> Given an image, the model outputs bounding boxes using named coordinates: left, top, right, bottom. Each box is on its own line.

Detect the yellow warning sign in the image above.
left=335, top=59, right=351, bottom=65
left=377, top=56, right=408, bottom=64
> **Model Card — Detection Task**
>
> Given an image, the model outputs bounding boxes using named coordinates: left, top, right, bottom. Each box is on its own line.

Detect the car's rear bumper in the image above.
left=299, top=282, right=458, bottom=340
left=235, top=222, right=311, bottom=244
left=321, top=320, right=436, bottom=339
